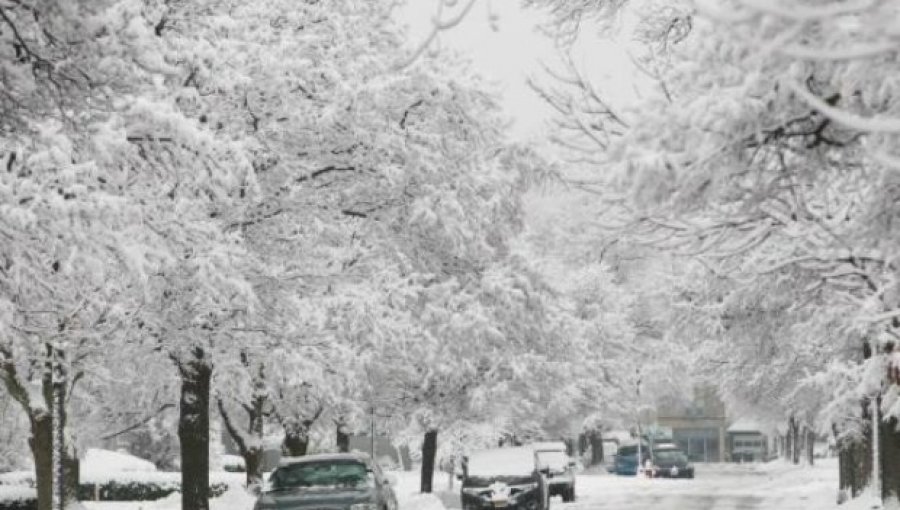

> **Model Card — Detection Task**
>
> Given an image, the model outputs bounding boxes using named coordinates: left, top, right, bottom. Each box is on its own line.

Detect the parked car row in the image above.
left=612, top=441, right=694, bottom=479
left=249, top=438, right=690, bottom=510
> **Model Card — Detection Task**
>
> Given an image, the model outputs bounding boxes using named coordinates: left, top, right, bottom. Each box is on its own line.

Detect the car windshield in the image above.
left=653, top=450, right=687, bottom=463
left=270, top=460, right=372, bottom=490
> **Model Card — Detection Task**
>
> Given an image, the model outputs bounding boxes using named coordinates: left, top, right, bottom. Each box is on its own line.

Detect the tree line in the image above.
left=0, top=2, right=655, bottom=510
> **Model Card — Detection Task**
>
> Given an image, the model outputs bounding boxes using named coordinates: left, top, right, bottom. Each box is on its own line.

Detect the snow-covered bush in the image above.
left=77, top=478, right=228, bottom=502
left=220, top=455, right=246, bottom=473
left=0, top=485, right=36, bottom=510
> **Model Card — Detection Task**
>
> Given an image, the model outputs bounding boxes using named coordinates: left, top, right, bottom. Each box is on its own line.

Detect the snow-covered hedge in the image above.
left=79, top=479, right=229, bottom=501
left=0, top=485, right=36, bottom=510
left=0, top=470, right=233, bottom=503
left=220, top=454, right=246, bottom=473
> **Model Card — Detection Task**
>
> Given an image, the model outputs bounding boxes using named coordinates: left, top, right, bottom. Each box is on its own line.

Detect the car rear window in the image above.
left=653, top=449, right=687, bottom=462
left=618, top=445, right=637, bottom=456
left=271, top=460, right=371, bottom=489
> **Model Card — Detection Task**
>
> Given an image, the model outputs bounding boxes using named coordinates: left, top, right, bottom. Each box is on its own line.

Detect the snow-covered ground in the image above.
left=2, top=458, right=886, bottom=510
left=558, top=460, right=843, bottom=510
left=418, top=459, right=885, bottom=510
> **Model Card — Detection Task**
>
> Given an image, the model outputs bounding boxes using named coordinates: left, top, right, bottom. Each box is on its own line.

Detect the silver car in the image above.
left=253, top=453, right=398, bottom=510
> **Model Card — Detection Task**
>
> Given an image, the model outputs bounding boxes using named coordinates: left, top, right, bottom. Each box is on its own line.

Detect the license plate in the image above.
left=671, top=467, right=679, bottom=476
left=492, top=500, right=508, bottom=508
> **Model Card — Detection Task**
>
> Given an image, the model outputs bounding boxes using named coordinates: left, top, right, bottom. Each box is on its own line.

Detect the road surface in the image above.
left=435, top=460, right=839, bottom=510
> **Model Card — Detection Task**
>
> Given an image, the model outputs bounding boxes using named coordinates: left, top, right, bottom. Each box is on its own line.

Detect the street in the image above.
left=432, top=460, right=840, bottom=510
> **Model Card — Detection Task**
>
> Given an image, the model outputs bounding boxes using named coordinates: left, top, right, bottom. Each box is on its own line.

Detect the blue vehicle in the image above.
left=612, top=442, right=651, bottom=476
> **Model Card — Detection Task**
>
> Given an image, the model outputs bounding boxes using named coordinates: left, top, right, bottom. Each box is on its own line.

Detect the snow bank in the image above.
left=400, top=493, right=446, bottom=510
left=210, top=484, right=256, bottom=510
left=838, top=490, right=886, bottom=510
left=83, top=449, right=157, bottom=473
left=387, top=468, right=449, bottom=510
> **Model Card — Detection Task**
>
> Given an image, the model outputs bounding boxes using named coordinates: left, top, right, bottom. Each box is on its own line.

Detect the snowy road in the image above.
left=430, top=460, right=840, bottom=510
left=556, top=461, right=836, bottom=510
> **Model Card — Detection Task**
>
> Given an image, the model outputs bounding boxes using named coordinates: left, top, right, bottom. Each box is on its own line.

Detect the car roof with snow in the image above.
left=530, top=441, right=567, bottom=452
left=464, top=447, right=537, bottom=477
left=277, top=452, right=372, bottom=467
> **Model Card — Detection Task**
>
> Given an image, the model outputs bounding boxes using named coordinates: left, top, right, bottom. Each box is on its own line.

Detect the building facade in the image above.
left=656, top=386, right=727, bottom=462
left=726, top=419, right=768, bottom=462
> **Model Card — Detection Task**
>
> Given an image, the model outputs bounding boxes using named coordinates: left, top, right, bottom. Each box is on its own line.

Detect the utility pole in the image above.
left=370, top=405, right=376, bottom=460
left=636, top=370, right=643, bottom=477
left=872, top=378, right=881, bottom=497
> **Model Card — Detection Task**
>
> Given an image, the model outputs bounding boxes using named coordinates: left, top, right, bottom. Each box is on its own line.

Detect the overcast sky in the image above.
left=397, top=1, right=640, bottom=142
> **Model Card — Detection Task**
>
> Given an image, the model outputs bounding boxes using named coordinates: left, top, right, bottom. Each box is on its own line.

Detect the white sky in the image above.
left=396, top=0, right=641, bottom=142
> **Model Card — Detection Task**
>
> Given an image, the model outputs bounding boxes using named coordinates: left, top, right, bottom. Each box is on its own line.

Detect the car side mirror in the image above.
left=538, top=467, right=551, bottom=476
left=455, top=473, right=464, bottom=481
left=250, top=480, right=269, bottom=496
left=384, top=473, right=398, bottom=486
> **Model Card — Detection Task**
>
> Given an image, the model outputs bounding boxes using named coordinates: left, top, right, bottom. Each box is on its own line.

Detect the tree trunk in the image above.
left=805, top=428, right=815, bottom=466
left=588, top=429, right=604, bottom=465
left=63, top=453, right=79, bottom=507
left=838, top=416, right=873, bottom=498
left=880, top=415, right=900, bottom=504
left=420, top=429, right=438, bottom=493
left=784, top=429, right=792, bottom=461
left=788, top=417, right=800, bottom=465
left=577, top=433, right=588, bottom=456
left=51, top=359, right=71, bottom=510
left=217, top=396, right=264, bottom=487
left=282, top=427, right=310, bottom=457
left=336, top=421, right=350, bottom=453
left=30, top=412, right=53, bottom=510
left=177, top=351, right=212, bottom=510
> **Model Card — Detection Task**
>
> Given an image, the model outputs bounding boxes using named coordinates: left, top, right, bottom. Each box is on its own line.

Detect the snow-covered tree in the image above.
left=527, top=0, right=900, bottom=502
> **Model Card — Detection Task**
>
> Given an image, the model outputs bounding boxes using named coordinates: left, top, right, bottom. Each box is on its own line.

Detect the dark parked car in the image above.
left=459, top=447, right=550, bottom=510
left=650, top=446, right=694, bottom=478
left=613, top=442, right=651, bottom=476
left=253, top=452, right=398, bottom=510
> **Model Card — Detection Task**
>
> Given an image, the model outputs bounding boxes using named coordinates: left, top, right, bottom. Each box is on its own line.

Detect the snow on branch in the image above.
left=786, top=80, right=900, bottom=134
left=737, top=0, right=878, bottom=21
left=779, top=41, right=898, bottom=61
left=397, top=0, right=480, bottom=69
left=863, top=309, right=900, bottom=325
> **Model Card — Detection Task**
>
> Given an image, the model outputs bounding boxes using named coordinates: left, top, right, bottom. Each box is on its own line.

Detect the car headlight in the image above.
left=350, top=504, right=378, bottom=510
